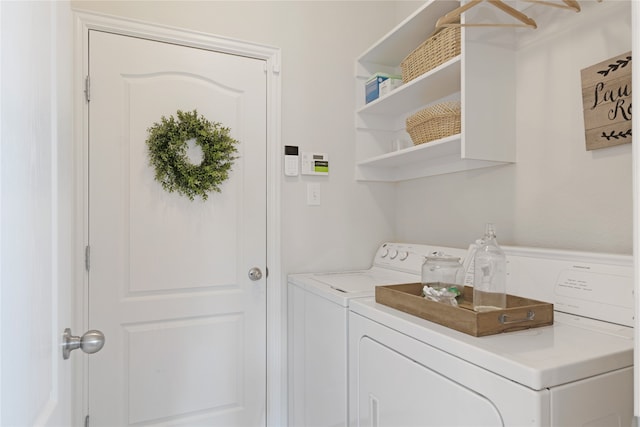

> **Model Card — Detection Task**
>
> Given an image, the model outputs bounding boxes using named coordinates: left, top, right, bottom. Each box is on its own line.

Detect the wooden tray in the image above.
left=375, top=283, right=553, bottom=337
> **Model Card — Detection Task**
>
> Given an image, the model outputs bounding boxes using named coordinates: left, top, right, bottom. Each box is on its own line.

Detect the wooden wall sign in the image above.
left=581, top=51, right=632, bottom=151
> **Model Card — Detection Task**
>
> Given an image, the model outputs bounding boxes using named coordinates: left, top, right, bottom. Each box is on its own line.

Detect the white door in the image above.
left=0, top=1, right=73, bottom=426
left=87, top=30, right=267, bottom=426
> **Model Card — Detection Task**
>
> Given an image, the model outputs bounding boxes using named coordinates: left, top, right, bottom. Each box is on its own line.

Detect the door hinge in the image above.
left=84, top=75, right=91, bottom=102
left=84, top=414, right=89, bottom=427
left=85, top=245, right=91, bottom=272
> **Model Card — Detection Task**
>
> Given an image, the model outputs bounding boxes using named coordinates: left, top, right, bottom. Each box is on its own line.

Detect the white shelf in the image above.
left=357, top=57, right=461, bottom=117
left=357, top=0, right=460, bottom=68
left=358, top=134, right=462, bottom=167
left=354, top=0, right=517, bottom=182
left=355, top=135, right=504, bottom=182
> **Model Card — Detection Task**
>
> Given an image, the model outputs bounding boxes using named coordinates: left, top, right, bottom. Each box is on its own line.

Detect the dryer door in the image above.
left=357, top=337, right=502, bottom=426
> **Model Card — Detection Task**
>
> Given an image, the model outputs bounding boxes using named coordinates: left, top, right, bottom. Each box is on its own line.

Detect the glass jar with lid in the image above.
left=421, top=254, right=465, bottom=296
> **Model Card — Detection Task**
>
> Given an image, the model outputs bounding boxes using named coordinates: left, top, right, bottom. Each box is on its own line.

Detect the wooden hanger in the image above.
left=524, top=0, right=581, bottom=12
left=435, top=0, right=537, bottom=30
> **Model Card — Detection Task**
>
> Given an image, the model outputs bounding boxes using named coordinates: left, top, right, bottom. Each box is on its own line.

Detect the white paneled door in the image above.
left=0, top=1, right=73, bottom=426
left=87, top=30, right=267, bottom=426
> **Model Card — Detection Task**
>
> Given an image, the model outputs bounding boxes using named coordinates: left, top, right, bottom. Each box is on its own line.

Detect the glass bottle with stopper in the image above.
left=473, top=223, right=507, bottom=312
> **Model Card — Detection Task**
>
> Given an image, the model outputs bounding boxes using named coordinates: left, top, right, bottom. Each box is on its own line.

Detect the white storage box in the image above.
left=379, top=77, right=402, bottom=97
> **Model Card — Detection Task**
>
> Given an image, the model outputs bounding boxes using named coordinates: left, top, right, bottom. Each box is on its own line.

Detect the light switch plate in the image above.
left=307, top=183, right=320, bottom=206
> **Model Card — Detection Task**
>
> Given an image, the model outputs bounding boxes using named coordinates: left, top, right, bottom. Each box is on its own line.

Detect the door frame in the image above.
left=72, top=11, right=284, bottom=426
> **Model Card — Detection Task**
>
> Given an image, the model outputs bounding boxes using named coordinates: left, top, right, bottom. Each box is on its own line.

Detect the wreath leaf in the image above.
left=146, top=110, right=238, bottom=201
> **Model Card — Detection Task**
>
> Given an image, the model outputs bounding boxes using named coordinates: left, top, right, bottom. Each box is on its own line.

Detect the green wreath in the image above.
left=146, top=110, right=238, bottom=201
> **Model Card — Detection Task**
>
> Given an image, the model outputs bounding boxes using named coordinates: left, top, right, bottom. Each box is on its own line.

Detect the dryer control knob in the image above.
left=398, top=251, right=409, bottom=261
left=389, top=249, right=398, bottom=259
left=380, top=248, right=389, bottom=258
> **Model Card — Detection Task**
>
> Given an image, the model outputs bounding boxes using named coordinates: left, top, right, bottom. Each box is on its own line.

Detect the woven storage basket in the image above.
left=401, top=27, right=461, bottom=83
left=406, top=101, right=461, bottom=145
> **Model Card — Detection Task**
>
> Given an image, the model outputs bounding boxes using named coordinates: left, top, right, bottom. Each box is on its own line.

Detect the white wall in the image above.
left=396, top=0, right=632, bottom=254
left=71, top=1, right=406, bottom=275
left=632, top=0, right=639, bottom=416
left=71, top=0, right=633, bottom=267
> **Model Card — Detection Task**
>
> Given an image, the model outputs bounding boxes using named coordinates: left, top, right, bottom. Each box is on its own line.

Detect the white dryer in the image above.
left=288, top=242, right=467, bottom=427
left=348, top=246, right=634, bottom=426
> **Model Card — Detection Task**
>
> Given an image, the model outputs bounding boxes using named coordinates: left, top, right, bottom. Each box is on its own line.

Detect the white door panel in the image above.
left=0, top=1, right=73, bottom=426
left=349, top=312, right=548, bottom=426
left=357, top=337, right=502, bottom=426
left=124, top=75, right=242, bottom=292
left=88, top=30, right=266, bottom=426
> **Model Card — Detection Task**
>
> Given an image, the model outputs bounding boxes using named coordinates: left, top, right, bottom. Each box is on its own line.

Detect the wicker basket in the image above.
left=406, top=101, right=461, bottom=145
left=401, top=27, right=461, bottom=83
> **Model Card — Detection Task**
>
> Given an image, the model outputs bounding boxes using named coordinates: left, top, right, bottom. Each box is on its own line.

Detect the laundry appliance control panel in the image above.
left=373, top=242, right=468, bottom=275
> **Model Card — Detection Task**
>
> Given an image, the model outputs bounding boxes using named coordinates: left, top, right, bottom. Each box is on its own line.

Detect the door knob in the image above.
left=248, top=267, right=263, bottom=281
left=62, top=328, right=105, bottom=360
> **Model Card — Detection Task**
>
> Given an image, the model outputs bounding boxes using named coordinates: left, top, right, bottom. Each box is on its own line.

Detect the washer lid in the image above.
left=311, top=268, right=419, bottom=293
left=288, top=267, right=420, bottom=307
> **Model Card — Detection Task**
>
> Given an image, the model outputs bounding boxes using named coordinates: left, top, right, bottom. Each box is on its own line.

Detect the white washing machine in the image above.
left=288, top=242, right=468, bottom=427
left=348, top=246, right=634, bottom=427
